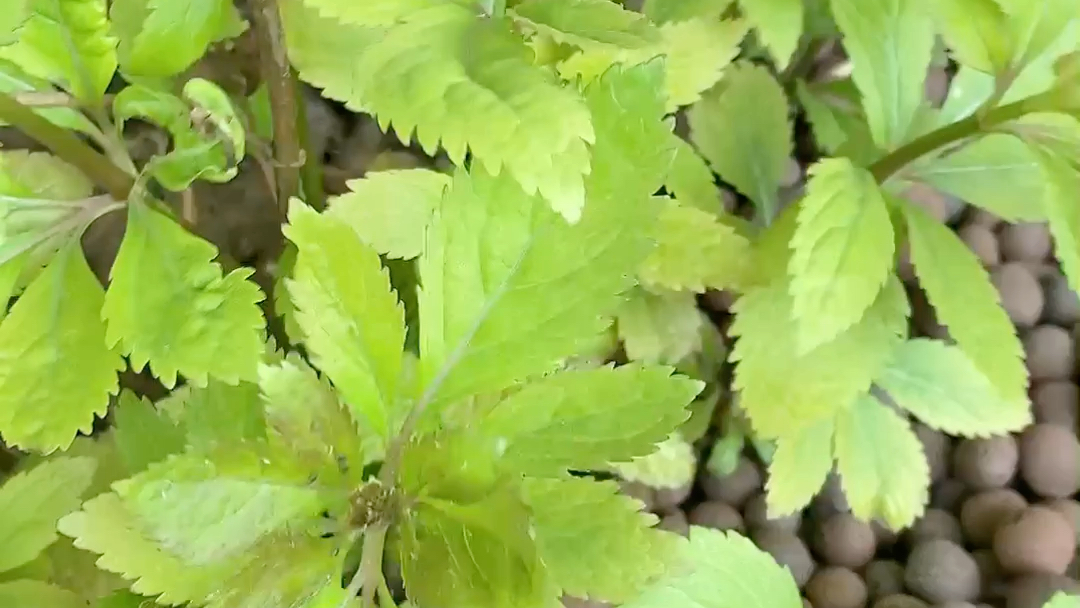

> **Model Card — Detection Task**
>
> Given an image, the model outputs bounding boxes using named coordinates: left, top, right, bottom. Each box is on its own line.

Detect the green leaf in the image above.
left=610, top=432, right=698, bottom=489
left=623, top=526, right=803, bottom=608
left=522, top=477, right=675, bottom=603
left=661, top=17, right=748, bottom=112
left=0, top=241, right=122, bottom=452
left=0, top=0, right=29, bottom=45
left=102, top=201, right=265, bottom=388
left=1028, top=144, right=1080, bottom=319
left=998, top=0, right=1076, bottom=67
left=902, top=200, right=1028, bottom=403
left=114, top=447, right=326, bottom=565
left=908, top=133, right=1046, bottom=221
left=509, top=0, right=659, bottom=52
left=0, top=0, right=116, bottom=101
left=639, top=197, right=752, bottom=292
left=642, top=0, right=735, bottom=23
left=172, top=379, right=266, bottom=450
left=729, top=276, right=908, bottom=438
left=111, top=0, right=234, bottom=77
left=283, top=200, right=405, bottom=440
left=113, top=390, right=186, bottom=474
left=739, top=0, right=804, bottom=69
left=689, top=61, right=792, bottom=221
left=928, top=0, right=1013, bottom=73
left=617, top=287, right=704, bottom=364
left=795, top=79, right=880, bottom=161
left=834, top=393, right=929, bottom=530
left=766, top=416, right=834, bottom=519
left=877, top=338, right=1032, bottom=437
left=281, top=0, right=594, bottom=222
left=789, top=158, right=895, bottom=352
left=0, top=59, right=99, bottom=135
left=292, top=0, right=468, bottom=26
left=0, top=149, right=93, bottom=199
left=479, top=364, right=700, bottom=476
left=0, top=456, right=95, bottom=573
left=0, top=580, right=86, bottom=608
left=828, top=0, right=934, bottom=150
left=1042, top=592, right=1080, bottom=608
left=665, top=135, right=724, bottom=213
left=324, top=169, right=450, bottom=260
left=416, top=61, right=669, bottom=417
left=398, top=485, right=550, bottom=608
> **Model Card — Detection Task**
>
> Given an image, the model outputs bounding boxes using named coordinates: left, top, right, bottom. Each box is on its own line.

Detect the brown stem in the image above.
left=249, top=0, right=303, bottom=217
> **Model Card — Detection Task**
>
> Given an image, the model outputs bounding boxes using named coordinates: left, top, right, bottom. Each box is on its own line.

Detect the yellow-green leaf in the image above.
left=639, top=197, right=751, bottom=292
left=739, top=0, right=804, bottom=69
left=766, top=416, right=834, bottom=519
left=617, top=287, right=704, bottom=365
left=662, top=17, right=748, bottom=111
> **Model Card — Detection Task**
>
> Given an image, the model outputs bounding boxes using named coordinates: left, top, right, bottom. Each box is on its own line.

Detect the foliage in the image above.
left=0, top=0, right=1076, bottom=607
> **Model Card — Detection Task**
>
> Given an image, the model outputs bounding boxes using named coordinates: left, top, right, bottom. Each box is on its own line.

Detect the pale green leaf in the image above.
left=416, top=61, right=669, bottom=416
left=0, top=580, right=86, bottom=608
left=172, top=379, right=266, bottom=450
left=665, top=135, right=724, bottom=213
left=789, top=157, right=895, bottom=352
left=0, top=149, right=93, bottom=199
left=610, top=432, right=698, bottom=489
left=877, top=338, right=1032, bottom=437
left=623, top=526, right=803, bottom=608
left=740, top=0, right=804, bottom=69
left=998, top=0, right=1075, bottom=66
left=902, top=200, right=1028, bottom=403
left=689, top=61, right=792, bottom=221
left=115, top=0, right=234, bottom=77
left=1031, top=144, right=1080, bottom=310
left=643, top=0, right=735, bottom=23
left=283, top=200, right=405, bottom=440
left=908, top=133, right=1046, bottom=221
left=617, top=287, right=704, bottom=364
left=324, top=169, right=449, bottom=260
left=0, top=242, right=122, bottom=452
left=510, top=0, right=659, bottom=52
left=0, top=0, right=29, bottom=45
left=281, top=0, right=594, bottom=222
left=480, top=364, right=701, bottom=476
left=730, top=276, right=909, bottom=438
left=0, top=456, right=95, bottom=573
left=114, top=447, right=326, bottom=565
left=639, top=197, right=752, bottom=292
left=102, top=202, right=265, bottom=388
left=0, top=59, right=99, bottom=134
left=928, top=0, right=1013, bottom=72
left=113, top=390, right=186, bottom=474
left=523, top=477, right=675, bottom=603
left=1042, top=592, right=1080, bottom=608
left=292, top=0, right=469, bottom=26
left=0, top=0, right=116, bottom=101
left=662, top=17, right=748, bottom=112
left=834, top=393, right=929, bottom=530
left=795, top=79, right=880, bottom=162
left=829, top=0, right=934, bottom=150
left=766, top=416, right=834, bottom=519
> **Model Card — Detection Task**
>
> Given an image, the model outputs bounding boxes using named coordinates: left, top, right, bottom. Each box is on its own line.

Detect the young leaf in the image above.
left=109, top=0, right=237, bottom=77
left=617, top=287, right=704, bottom=365
left=661, top=17, right=748, bottom=111
left=416, top=61, right=669, bottom=415
left=0, top=456, right=95, bottom=573
left=623, top=527, right=803, bottom=608
left=665, top=135, right=725, bottom=213
left=739, top=0, right=804, bottom=69
left=729, top=276, right=909, bottom=438
left=766, top=417, right=834, bottom=519
left=789, top=158, right=895, bottom=352
left=689, top=61, right=792, bottom=221
left=113, top=447, right=327, bottom=565
left=902, top=201, right=1028, bottom=403
left=795, top=79, right=880, bottom=162
left=508, top=0, right=660, bottom=52
left=907, top=134, right=1046, bottom=222
left=638, top=197, right=752, bottom=292
left=112, top=390, right=186, bottom=474
left=609, top=432, right=698, bottom=489
left=0, top=580, right=86, bottom=608
left=928, top=0, right=1013, bottom=73
left=324, top=169, right=450, bottom=260
left=0, top=242, right=122, bottom=452
left=828, top=0, right=934, bottom=150
left=877, top=338, right=1032, bottom=437
left=283, top=200, right=405, bottom=440
left=280, top=0, right=594, bottom=222
left=834, top=393, right=929, bottom=530
left=0, top=0, right=116, bottom=101
left=522, top=477, right=675, bottom=603
left=102, top=202, right=265, bottom=389
left=479, top=365, right=701, bottom=476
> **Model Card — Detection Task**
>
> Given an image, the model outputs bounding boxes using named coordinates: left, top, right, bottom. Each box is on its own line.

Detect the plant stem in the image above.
left=249, top=0, right=304, bottom=217
left=0, top=92, right=133, bottom=200
left=345, top=524, right=389, bottom=608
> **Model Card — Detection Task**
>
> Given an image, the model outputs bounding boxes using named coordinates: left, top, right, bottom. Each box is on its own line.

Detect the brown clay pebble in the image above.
left=958, top=224, right=1000, bottom=267
left=1019, top=424, right=1080, bottom=498
left=967, top=208, right=1003, bottom=230
left=743, top=492, right=802, bottom=534
left=752, top=528, right=815, bottom=588
left=998, top=222, right=1052, bottom=263
left=658, top=510, right=689, bottom=536
left=930, top=479, right=968, bottom=512
left=1022, top=325, right=1075, bottom=381
left=688, top=501, right=744, bottom=532
left=1041, top=273, right=1080, bottom=326
left=654, top=482, right=692, bottom=512
left=1031, top=381, right=1079, bottom=430
left=903, top=183, right=953, bottom=223
left=905, top=540, right=981, bottom=603
left=811, top=473, right=852, bottom=520
left=1044, top=498, right=1080, bottom=542
left=907, top=509, right=963, bottom=545
left=993, top=506, right=1077, bottom=576
left=936, top=604, right=978, bottom=608
left=972, top=549, right=1003, bottom=601
left=953, top=435, right=1018, bottom=490
left=618, top=480, right=656, bottom=511
left=816, top=513, right=877, bottom=569
left=865, top=560, right=906, bottom=599
left=960, top=488, right=1028, bottom=547
left=806, top=567, right=868, bottom=608
left=1005, top=574, right=1080, bottom=608
left=699, top=456, right=761, bottom=508
left=873, top=596, right=928, bottom=608
left=992, top=263, right=1045, bottom=328
left=805, top=601, right=814, bottom=608
left=914, top=424, right=951, bottom=483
